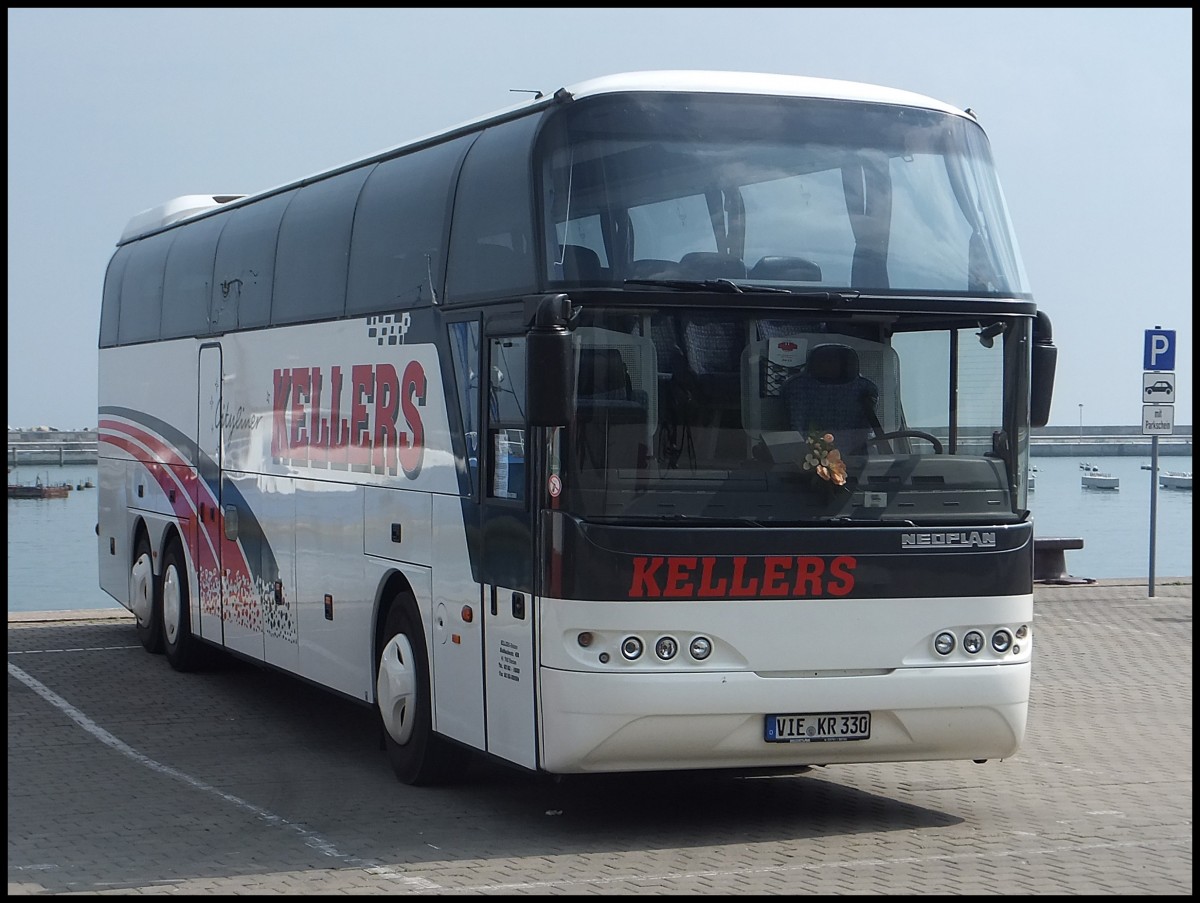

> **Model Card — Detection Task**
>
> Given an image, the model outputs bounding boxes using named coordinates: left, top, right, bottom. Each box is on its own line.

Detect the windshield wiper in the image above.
left=624, top=278, right=789, bottom=294
left=623, top=278, right=852, bottom=301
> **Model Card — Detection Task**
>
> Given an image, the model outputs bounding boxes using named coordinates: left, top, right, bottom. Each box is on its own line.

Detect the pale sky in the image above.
left=7, top=8, right=1192, bottom=430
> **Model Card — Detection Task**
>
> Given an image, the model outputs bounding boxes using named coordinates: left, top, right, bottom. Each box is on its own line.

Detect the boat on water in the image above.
left=1159, top=471, right=1192, bottom=491
left=8, top=479, right=72, bottom=499
left=1081, top=465, right=1119, bottom=490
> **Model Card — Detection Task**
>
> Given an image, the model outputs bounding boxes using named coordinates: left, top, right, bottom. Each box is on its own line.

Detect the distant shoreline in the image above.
left=7, top=426, right=1194, bottom=465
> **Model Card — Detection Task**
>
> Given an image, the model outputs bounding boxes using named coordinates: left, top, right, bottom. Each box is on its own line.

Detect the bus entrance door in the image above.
left=196, top=344, right=225, bottom=647
left=479, top=331, right=538, bottom=770
left=483, top=583, right=538, bottom=770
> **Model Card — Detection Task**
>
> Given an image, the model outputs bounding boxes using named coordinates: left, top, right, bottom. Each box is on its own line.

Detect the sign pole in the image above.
left=1148, top=435, right=1158, bottom=598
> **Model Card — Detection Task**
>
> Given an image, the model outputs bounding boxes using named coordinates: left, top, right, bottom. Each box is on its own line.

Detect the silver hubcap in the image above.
left=376, top=632, right=417, bottom=745
left=162, top=561, right=182, bottom=645
left=129, top=552, right=153, bottom=625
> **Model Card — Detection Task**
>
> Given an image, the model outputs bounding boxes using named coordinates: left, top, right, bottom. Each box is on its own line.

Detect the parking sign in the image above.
left=1144, top=329, right=1176, bottom=371
left=1142, top=372, right=1175, bottom=403
left=1142, top=405, right=1175, bottom=436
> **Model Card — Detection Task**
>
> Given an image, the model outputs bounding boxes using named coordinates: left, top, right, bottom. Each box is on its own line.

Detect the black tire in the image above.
left=376, top=599, right=467, bottom=786
left=160, top=539, right=202, bottom=672
left=130, top=533, right=163, bottom=654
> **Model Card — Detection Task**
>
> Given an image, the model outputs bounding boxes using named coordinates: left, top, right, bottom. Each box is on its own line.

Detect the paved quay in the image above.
left=8, top=578, right=1192, bottom=895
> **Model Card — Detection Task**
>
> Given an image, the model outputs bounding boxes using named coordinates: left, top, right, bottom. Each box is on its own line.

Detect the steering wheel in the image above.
left=865, top=430, right=944, bottom=454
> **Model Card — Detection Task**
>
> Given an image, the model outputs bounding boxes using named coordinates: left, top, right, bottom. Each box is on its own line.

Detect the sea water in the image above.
left=9, top=464, right=118, bottom=612
left=1027, top=454, right=1192, bottom=581
left=7, top=457, right=1192, bottom=613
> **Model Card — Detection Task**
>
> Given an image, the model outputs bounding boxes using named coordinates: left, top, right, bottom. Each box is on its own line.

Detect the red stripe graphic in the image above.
left=99, top=419, right=261, bottom=631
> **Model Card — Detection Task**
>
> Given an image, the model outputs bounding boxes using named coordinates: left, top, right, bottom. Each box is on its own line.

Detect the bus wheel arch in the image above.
left=129, top=522, right=163, bottom=654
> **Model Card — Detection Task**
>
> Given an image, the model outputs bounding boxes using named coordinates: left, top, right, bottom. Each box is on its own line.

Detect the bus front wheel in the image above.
left=376, top=599, right=464, bottom=786
left=130, top=534, right=163, bottom=654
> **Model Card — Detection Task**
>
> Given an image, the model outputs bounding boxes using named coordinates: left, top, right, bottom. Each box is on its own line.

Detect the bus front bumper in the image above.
left=537, top=663, right=1030, bottom=774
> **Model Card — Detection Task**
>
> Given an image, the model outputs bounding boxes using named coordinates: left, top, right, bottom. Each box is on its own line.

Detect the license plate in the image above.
left=764, top=712, right=871, bottom=743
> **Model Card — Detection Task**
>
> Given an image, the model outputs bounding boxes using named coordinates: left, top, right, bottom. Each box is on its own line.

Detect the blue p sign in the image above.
left=1144, top=329, right=1176, bottom=371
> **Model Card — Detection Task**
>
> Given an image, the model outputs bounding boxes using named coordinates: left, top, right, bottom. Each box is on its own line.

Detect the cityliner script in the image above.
left=271, top=362, right=426, bottom=477
left=627, top=555, right=857, bottom=599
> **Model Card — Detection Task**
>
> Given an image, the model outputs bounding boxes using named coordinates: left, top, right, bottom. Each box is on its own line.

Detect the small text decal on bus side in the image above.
left=271, top=361, right=426, bottom=477
left=627, top=555, right=857, bottom=599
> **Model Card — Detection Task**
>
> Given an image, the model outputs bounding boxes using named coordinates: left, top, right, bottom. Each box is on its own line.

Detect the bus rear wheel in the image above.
left=161, top=539, right=201, bottom=672
left=130, top=534, right=163, bottom=654
left=376, top=600, right=466, bottom=786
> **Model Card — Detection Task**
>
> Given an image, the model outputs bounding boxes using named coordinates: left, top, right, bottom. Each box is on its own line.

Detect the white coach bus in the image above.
left=97, top=70, right=1057, bottom=785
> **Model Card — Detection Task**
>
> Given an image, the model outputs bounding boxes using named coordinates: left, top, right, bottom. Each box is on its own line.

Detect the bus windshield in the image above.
left=539, top=91, right=1030, bottom=297
left=558, top=307, right=1031, bottom=526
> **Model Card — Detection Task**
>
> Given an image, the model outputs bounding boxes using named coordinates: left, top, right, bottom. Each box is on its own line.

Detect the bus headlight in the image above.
left=991, top=629, right=1013, bottom=653
left=689, top=636, right=713, bottom=660
left=654, top=636, right=678, bottom=660
left=934, top=632, right=956, bottom=655
left=620, top=636, right=644, bottom=660
left=963, top=631, right=984, bottom=654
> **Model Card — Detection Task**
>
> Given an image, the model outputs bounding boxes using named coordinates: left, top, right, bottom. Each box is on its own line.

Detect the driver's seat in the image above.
left=781, top=344, right=884, bottom=455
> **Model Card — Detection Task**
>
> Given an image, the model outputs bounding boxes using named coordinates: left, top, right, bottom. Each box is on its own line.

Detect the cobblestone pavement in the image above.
left=7, top=579, right=1192, bottom=895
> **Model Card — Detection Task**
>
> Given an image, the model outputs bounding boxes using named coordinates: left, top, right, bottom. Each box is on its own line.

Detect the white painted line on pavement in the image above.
left=7, top=660, right=441, bottom=891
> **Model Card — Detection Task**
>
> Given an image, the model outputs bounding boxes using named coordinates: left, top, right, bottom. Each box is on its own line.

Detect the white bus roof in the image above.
left=564, top=70, right=968, bottom=117
left=119, top=194, right=244, bottom=243
left=119, top=72, right=969, bottom=243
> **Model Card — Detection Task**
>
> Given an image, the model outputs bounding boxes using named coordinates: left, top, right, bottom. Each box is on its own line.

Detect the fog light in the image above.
left=620, top=636, right=644, bottom=660
left=963, top=630, right=984, bottom=654
left=655, top=636, right=678, bottom=660
left=934, top=632, right=956, bottom=655
left=991, top=629, right=1013, bottom=653
left=577, top=631, right=593, bottom=648
left=689, top=636, right=712, bottom=660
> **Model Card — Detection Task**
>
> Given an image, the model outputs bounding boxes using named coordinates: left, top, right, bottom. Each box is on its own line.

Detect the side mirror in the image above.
left=1030, top=310, right=1056, bottom=428
left=526, top=294, right=574, bottom=427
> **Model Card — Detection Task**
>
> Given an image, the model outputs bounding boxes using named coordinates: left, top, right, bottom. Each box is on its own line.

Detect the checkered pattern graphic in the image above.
left=367, top=314, right=406, bottom=346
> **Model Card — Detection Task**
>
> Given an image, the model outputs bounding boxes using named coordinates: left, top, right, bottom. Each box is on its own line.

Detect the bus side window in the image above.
left=444, top=118, right=540, bottom=303
left=448, top=319, right=482, bottom=496
left=346, top=134, right=472, bottom=313
left=472, top=242, right=525, bottom=288
left=117, top=230, right=175, bottom=344
left=211, top=190, right=295, bottom=331
left=488, top=336, right=527, bottom=502
left=272, top=167, right=371, bottom=325
left=491, top=428, right=526, bottom=502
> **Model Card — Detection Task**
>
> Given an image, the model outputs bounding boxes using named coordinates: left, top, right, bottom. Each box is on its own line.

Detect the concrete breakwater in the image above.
left=8, top=430, right=99, bottom=466
left=8, top=425, right=1193, bottom=466
left=1027, top=425, right=1191, bottom=458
